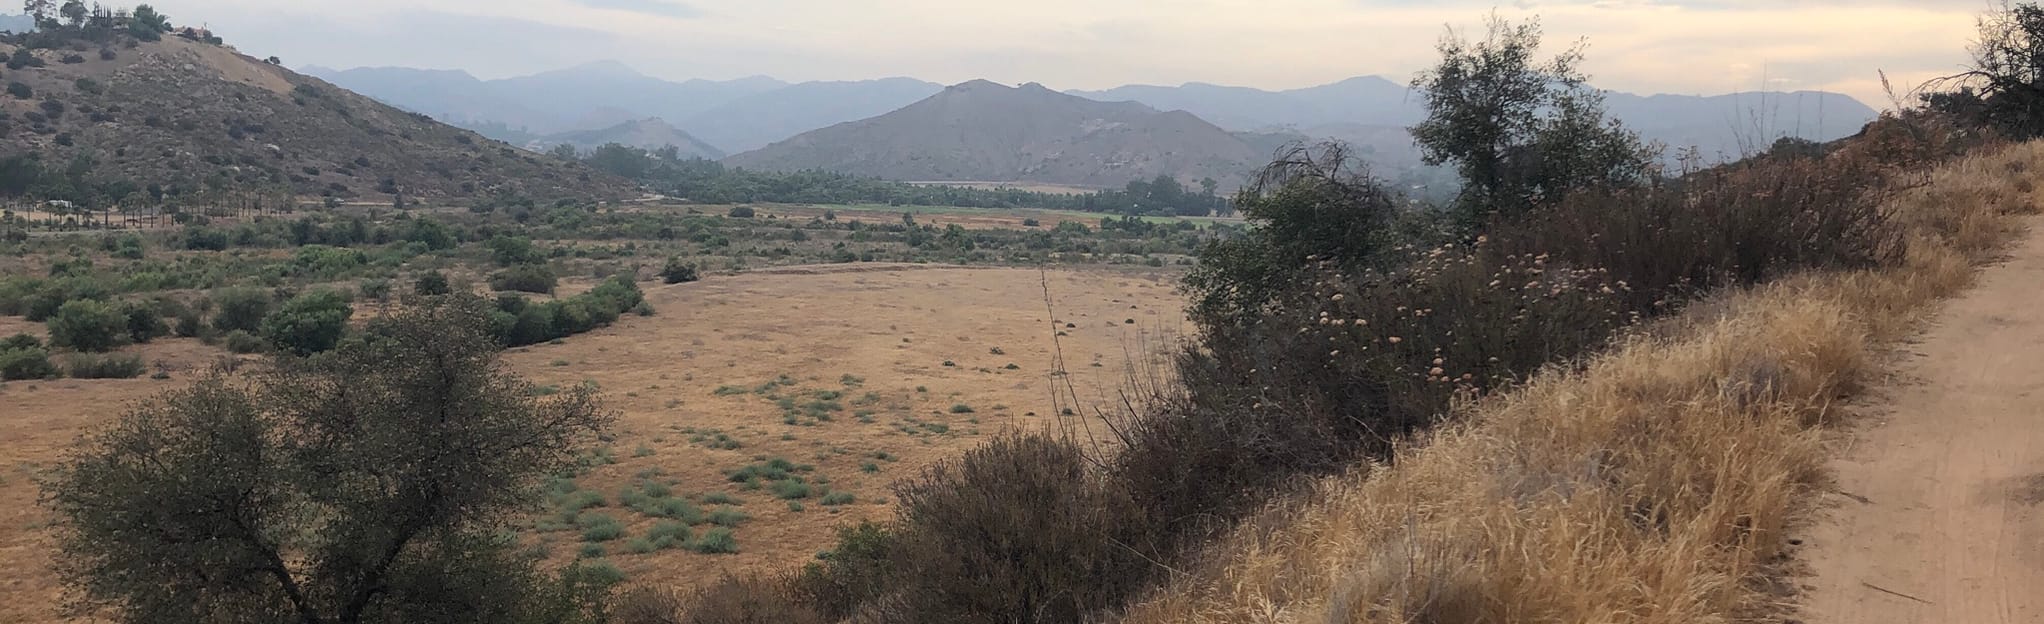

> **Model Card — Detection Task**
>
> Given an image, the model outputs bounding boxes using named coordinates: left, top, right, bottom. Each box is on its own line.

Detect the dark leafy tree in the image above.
left=413, top=271, right=451, bottom=296
left=210, top=287, right=271, bottom=334
left=1183, top=143, right=1412, bottom=325
left=1924, top=2, right=2044, bottom=139
left=48, top=298, right=127, bottom=352
left=40, top=298, right=618, bottom=624
left=260, top=289, right=353, bottom=355
left=1410, top=14, right=1654, bottom=228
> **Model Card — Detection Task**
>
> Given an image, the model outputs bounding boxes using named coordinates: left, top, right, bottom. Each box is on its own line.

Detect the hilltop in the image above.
left=722, top=80, right=1267, bottom=188
left=0, top=28, right=635, bottom=203
left=533, top=118, right=724, bottom=159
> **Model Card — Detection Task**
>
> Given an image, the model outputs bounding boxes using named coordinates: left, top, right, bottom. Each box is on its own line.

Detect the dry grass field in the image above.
left=0, top=263, right=1187, bottom=623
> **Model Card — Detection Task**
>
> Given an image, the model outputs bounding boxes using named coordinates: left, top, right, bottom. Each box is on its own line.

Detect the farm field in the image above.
left=0, top=262, right=1187, bottom=623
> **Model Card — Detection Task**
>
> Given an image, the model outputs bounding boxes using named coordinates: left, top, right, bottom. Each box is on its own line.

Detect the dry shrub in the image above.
left=1111, top=139, right=2044, bottom=623
left=880, top=433, right=1151, bottom=623
left=674, top=576, right=825, bottom=624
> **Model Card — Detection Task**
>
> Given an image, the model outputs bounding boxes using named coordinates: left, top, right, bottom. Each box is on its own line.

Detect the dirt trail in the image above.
left=1800, top=220, right=2044, bottom=623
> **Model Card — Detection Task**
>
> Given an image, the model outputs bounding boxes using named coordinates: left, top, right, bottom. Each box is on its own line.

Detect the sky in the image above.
left=152, top=0, right=1983, bottom=107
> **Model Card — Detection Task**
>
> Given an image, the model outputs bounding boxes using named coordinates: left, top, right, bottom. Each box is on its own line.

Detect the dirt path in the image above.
left=1799, top=220, right=2044, bottom=623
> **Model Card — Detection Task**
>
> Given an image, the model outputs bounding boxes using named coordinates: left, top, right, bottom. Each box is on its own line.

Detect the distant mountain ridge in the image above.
left=308, top=60, right=1881, bottom=188
left=535, top=118, right=724, bottom=159
left=723, top=80, right=1268, bottom=188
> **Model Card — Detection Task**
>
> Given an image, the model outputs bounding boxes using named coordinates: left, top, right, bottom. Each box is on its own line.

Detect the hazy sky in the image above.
left=160, top=0, right=1980, bottom=106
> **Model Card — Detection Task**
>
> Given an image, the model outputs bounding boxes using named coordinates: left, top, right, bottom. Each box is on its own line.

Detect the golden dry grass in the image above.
left=1113, top=142, right=2044, bottom=624
left=0, top=264, right=1185, bottom=624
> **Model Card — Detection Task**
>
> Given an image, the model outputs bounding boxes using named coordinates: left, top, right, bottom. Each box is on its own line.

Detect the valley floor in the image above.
left=0, top=263, right=1186, bottom=623
left=1799, top=218, right=2044, bottom=623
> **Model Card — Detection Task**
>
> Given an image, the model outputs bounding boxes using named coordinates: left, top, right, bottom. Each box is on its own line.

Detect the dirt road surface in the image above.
left=1800, top=222, right=2044, bottom=623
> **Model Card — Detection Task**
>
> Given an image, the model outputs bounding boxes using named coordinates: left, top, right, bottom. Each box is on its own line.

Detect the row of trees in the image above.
left=573, top=143, right=1235, bottom=217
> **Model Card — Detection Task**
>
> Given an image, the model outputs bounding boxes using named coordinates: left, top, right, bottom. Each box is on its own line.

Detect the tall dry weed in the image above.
left=1112, top=140, right=2044, bottom=624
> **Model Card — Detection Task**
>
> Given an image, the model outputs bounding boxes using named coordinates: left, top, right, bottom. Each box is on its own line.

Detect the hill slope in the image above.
left=680, top=77, right=943, bottom=154
left=533, top=118, right=724, bottom=159
left=1, top=35, right=632, bottom=201
left=722, top=80, right=1266, bottom=188
left=306, top=63, right=789, bottom=138
left=1078, top=77, right=1879, bottom=162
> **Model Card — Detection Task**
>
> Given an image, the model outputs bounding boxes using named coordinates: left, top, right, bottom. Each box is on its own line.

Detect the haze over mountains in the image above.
left=310, top=60, right=1880, bottom=189
left=724, top=80, right=1266, bottom=188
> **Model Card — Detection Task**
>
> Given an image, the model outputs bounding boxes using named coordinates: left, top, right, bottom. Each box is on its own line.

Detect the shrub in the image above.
left=0, top=346, right=58, bottom=380
left=485, top=235, right=543, bottom=266
left=49, top=299, right=128, bottom=352
left=727, top=206, right=755, bottom=218
left=819, top=491, right=855, bottom=506
left=210, top=288, right=271, bottom=334
left=578, top=512, right=625, bottom=542
left=221, top=329, right=267, bottom=354
left=64, top=353, right=145, bottom=379
left=948, top=404, right=974, bottom=414
left=1, top=333, right=41, bottom=351
left=182, top=226, right=229, bottom=251
left=645, top=520, right=691, bottom=549
left=680, top=576, right=826, bottom=624
left=660, top=256, right=700, bottom=284
left=118, top=300, right=168, bottom=344
left=851, top=433, right=1148, bottom=621
left=6, top=82, right=30, bottom=99
left=261, top=289, right=353, bottom=356
left=490, top=264, right=557, bottom=294
left=688, top=528, right=738, bottom=554
left=413, top=270, right=451, bottom=296
left=357, top=278, right=392, bottom=301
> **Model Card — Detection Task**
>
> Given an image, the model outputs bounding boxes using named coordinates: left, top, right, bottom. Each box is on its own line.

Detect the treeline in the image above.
left=575, top=143, right=1234, bottom=217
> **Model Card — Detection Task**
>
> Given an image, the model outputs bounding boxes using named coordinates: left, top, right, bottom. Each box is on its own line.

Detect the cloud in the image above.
left=572, top=0, right=702, bottom=19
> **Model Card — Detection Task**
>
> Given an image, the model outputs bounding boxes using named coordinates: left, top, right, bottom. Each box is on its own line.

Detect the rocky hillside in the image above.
left=0, top=33, right=634, bottom=202
left=723, top=80, right=1266, bottom=188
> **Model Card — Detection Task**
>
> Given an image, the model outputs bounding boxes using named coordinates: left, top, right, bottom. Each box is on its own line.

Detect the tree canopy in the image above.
left=41, top=297, right=618, bottom=624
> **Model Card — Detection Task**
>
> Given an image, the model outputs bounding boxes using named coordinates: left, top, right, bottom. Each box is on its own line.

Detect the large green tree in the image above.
left=42, top=297, right=617, bottom=624
left=1410, top=14, right=1654, bottom=228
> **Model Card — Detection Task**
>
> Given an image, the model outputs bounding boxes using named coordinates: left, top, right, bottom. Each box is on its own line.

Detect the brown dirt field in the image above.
left=0, top=264, right=1187, bottom=622
left=1798, top=221, right=2044, bottom=623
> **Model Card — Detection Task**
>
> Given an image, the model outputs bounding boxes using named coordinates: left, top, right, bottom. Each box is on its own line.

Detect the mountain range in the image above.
left=311, top=61, right=1881, bottom=186
left=724, top=80, right=1267, bottom=188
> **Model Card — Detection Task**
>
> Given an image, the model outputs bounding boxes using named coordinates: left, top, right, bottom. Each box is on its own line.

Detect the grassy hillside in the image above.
left=0, top=30, right=634, bottom=203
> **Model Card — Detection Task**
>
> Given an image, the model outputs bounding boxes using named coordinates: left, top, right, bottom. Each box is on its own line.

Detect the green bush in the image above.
left=660, top=256, right=700, bottom=284
left=118, top=300, right=169, bottom=344
left=0, top=346, right=58, bottom=380
left=727, top=206, right=756, bottom=218
left=577, top=512, right=625, bottom=542
left=413, top=271, right=451, bottom=296
left=261, top=290, right=353, bottom=356
left=49, top=299, right=128, bottom=352
left=489, top=264, right=557, bottom=294
left=210, top=288, right=272, bottom=334
left=688, top=528, right=739, bottom=554
left=1, top=333, right=40, bottom=351
left=65, top=353, right=145, bottom=379
left=486, top=235, right=544, bottom=266
left=819, top=491, right=855, bottom=506
left=221, top=330, right=267, bottom=354
left=357, top=278, right=392, bottom=301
